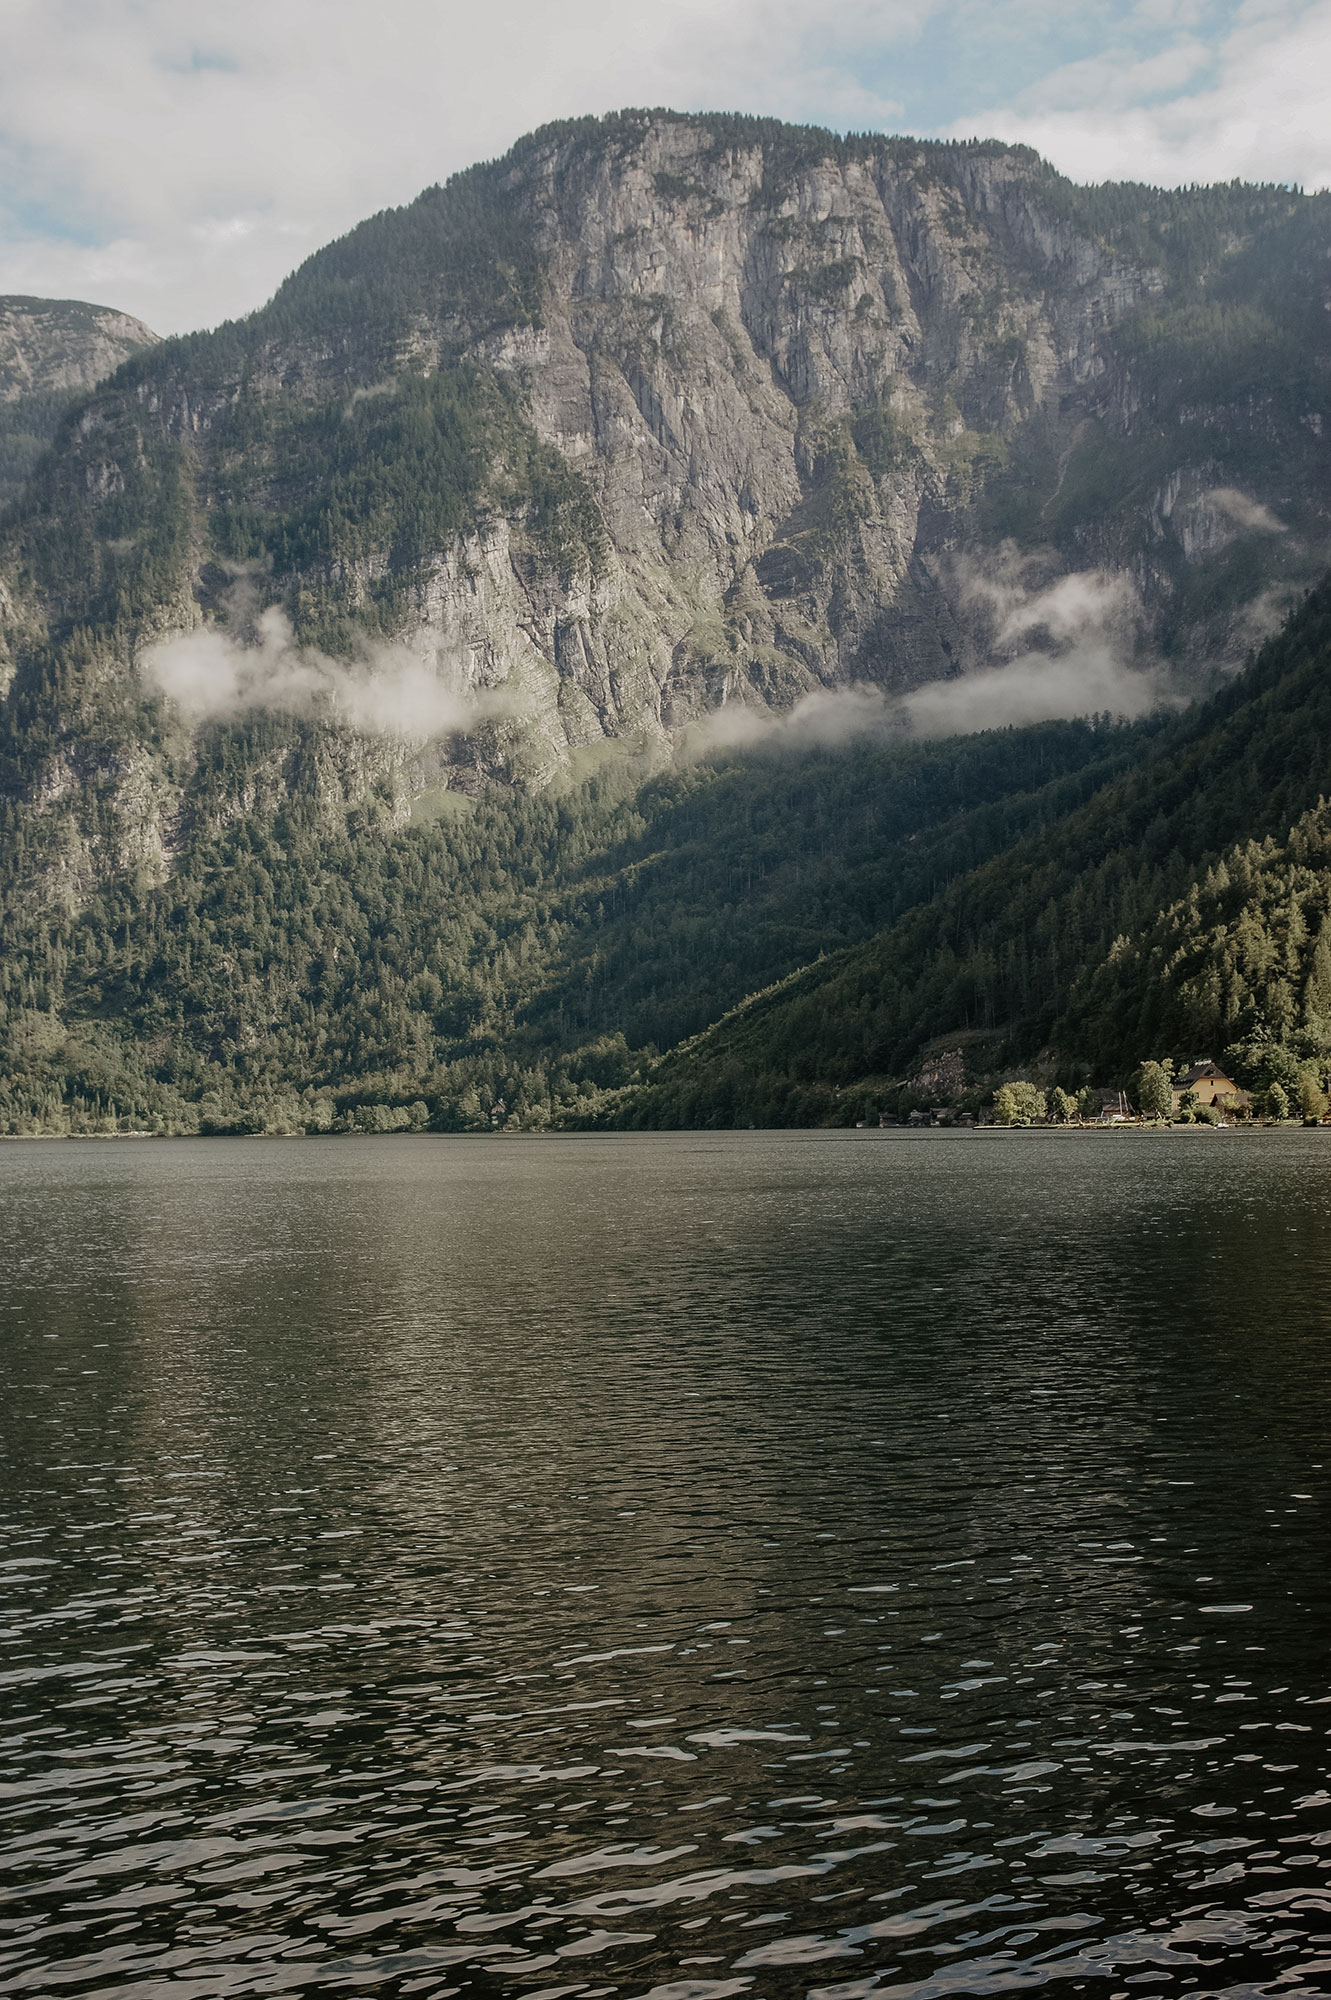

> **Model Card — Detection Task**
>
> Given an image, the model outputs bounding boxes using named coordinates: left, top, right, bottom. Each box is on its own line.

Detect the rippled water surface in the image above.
left=3, top=1130, right=1331, bottom=2000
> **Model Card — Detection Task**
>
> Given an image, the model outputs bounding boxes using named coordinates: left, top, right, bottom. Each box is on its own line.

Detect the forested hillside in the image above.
left=6, top=574, right=1331, bottom=1136
left=608, top=577, right=1331, bottom=1127
left=0, top=717, right=1131, bottom=1134
left=8, top=566, right=1331, bottom=1137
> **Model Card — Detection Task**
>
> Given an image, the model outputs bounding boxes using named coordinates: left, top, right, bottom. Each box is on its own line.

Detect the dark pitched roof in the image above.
left=1179, top=1061, right=1230, bottom=1084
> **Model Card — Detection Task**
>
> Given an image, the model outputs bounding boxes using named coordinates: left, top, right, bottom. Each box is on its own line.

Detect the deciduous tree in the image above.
left=992, top=1081, right=1046, bottom=1126
left=1134, top=1060, right=1173, bottom=1121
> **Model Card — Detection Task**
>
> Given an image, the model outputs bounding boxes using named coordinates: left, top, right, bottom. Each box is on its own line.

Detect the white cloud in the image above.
left=687, top=684, right=902, bottom=755
left=965, top=567, right=1140, bottom=650
left=902, top=559, right=1166, bottom=734
left=899, top=647, right=1163, bottom=734
left=1208, top=487, right=1287, bottom=534
left=683, top=560, right=1169, bottom=751
left=0, top=0, right=1324, bottom=337
left=139, top=604, right=498, bottom=737
left=954, top=0, right=1331, bottom=189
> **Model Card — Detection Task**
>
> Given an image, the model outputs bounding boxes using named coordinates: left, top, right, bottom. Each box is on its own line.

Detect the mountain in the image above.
left=2, top=111, right=1329, bottom=918
left=2, top=110, right=1331, bottom=1136
left=6, top=577, right=1331, bottom=1139
left=0, top=295, right=159, bottom=510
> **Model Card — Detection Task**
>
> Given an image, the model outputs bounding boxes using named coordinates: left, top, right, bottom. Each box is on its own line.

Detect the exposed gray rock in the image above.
left=1, top=114, right=1328, bottom=912
left=0, top=296, right=159, bottom=403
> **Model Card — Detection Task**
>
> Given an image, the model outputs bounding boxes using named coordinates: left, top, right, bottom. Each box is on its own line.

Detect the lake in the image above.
left=1, top=1130, right=1330, bottom=1999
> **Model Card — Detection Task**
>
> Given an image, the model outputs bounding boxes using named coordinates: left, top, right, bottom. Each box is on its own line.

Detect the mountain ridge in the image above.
left=2, top=110, right=1327, bottom=918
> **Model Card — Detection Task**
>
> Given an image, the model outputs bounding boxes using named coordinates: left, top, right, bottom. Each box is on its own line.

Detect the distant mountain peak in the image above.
left=0, top=294, right=159, bottom=403
left=0, top=293, right=160, bottom=511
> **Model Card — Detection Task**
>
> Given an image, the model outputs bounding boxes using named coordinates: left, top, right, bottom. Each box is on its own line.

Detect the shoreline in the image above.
left=0, top=1121, right=1324, bottom=1144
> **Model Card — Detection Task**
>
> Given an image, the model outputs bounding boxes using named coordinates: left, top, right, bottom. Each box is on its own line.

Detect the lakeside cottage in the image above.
left=1172, top=1060, right=1251, bottom=1113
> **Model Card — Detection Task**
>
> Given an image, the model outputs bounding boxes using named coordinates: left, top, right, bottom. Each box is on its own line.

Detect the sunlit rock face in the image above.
left=451, top=125, right=1163, bottom=745
left=1, top=112, right=1327, bottom=906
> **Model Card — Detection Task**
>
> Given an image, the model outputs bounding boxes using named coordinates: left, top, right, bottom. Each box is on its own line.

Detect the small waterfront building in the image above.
left=1172, top=1060, right=1251, bottom=1113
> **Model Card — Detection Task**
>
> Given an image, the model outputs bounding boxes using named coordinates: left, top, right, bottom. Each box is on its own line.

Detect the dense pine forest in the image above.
left=3, top=571, right=1331, bottom=1135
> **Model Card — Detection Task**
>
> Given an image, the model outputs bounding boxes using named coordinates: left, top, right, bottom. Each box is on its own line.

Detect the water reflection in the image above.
left=1, top=1131, right=1330, bottom=1997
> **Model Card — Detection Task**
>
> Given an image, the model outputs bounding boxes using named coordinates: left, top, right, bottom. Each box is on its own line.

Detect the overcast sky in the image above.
left=1, top=0, right=1327, bottom=336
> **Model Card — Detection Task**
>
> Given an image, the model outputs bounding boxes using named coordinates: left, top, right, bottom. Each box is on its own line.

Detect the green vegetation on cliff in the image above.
left=1, top=114, right=1331, bottom=1135
left=5, top=576, right=1331, bottom=1136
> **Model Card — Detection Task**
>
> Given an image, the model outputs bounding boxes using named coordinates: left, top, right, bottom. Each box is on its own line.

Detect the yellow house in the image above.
left=1172, top=1060, right=1250, bottom=1112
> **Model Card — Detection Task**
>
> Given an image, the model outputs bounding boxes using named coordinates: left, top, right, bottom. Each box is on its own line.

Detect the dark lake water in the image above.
left=2, top=1130, right=1331, bottom=2000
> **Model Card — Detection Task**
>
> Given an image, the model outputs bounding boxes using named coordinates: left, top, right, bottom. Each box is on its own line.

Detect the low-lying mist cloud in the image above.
left=139, top=605, right=493, bottom=738
left=1204, top=486, right=1287, bottom=538
left=688, top=685, right=899, bottom=755
left=962, top=562, right=1140, bottom=650
left=691, top=559, right=1166, bottom=755
left=905, top=559, right=1164, bottom=734
left=899, top=644, right=1162, bottom=735
left=897, top=557, right=1160, bottom=734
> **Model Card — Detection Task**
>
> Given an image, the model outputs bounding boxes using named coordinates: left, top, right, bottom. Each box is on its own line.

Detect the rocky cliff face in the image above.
left=1, top=112, right=1328, bottom=910
left=484, top=129, right=1151, bottom=732
left=0, top=296, right=159, bottom=509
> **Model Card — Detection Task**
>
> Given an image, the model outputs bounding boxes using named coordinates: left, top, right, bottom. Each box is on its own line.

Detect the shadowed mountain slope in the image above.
left=607, top=575, right=1331, bottom=1126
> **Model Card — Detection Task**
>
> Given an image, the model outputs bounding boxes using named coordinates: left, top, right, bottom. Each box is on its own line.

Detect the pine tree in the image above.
left=1303, top=920, right=1331, bottom=1036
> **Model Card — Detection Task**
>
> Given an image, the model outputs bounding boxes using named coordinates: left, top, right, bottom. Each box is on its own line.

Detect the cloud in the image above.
left=0, top=0, right=924, bottom=335
left=901, top=557, right=1164, bottom=734
left=962, top=566, right=1140, bottom=650
left=1205, top=486, right=1286, bottom=536
left=687, top=560, right=1167, bottom=751
left=139, top=604, right=494, bottom=737
left=899, top=645, right=1162, bottom=734
left=951, top=0, right=1331, bottom=191
left=687, top=684, right=901, bottom=755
